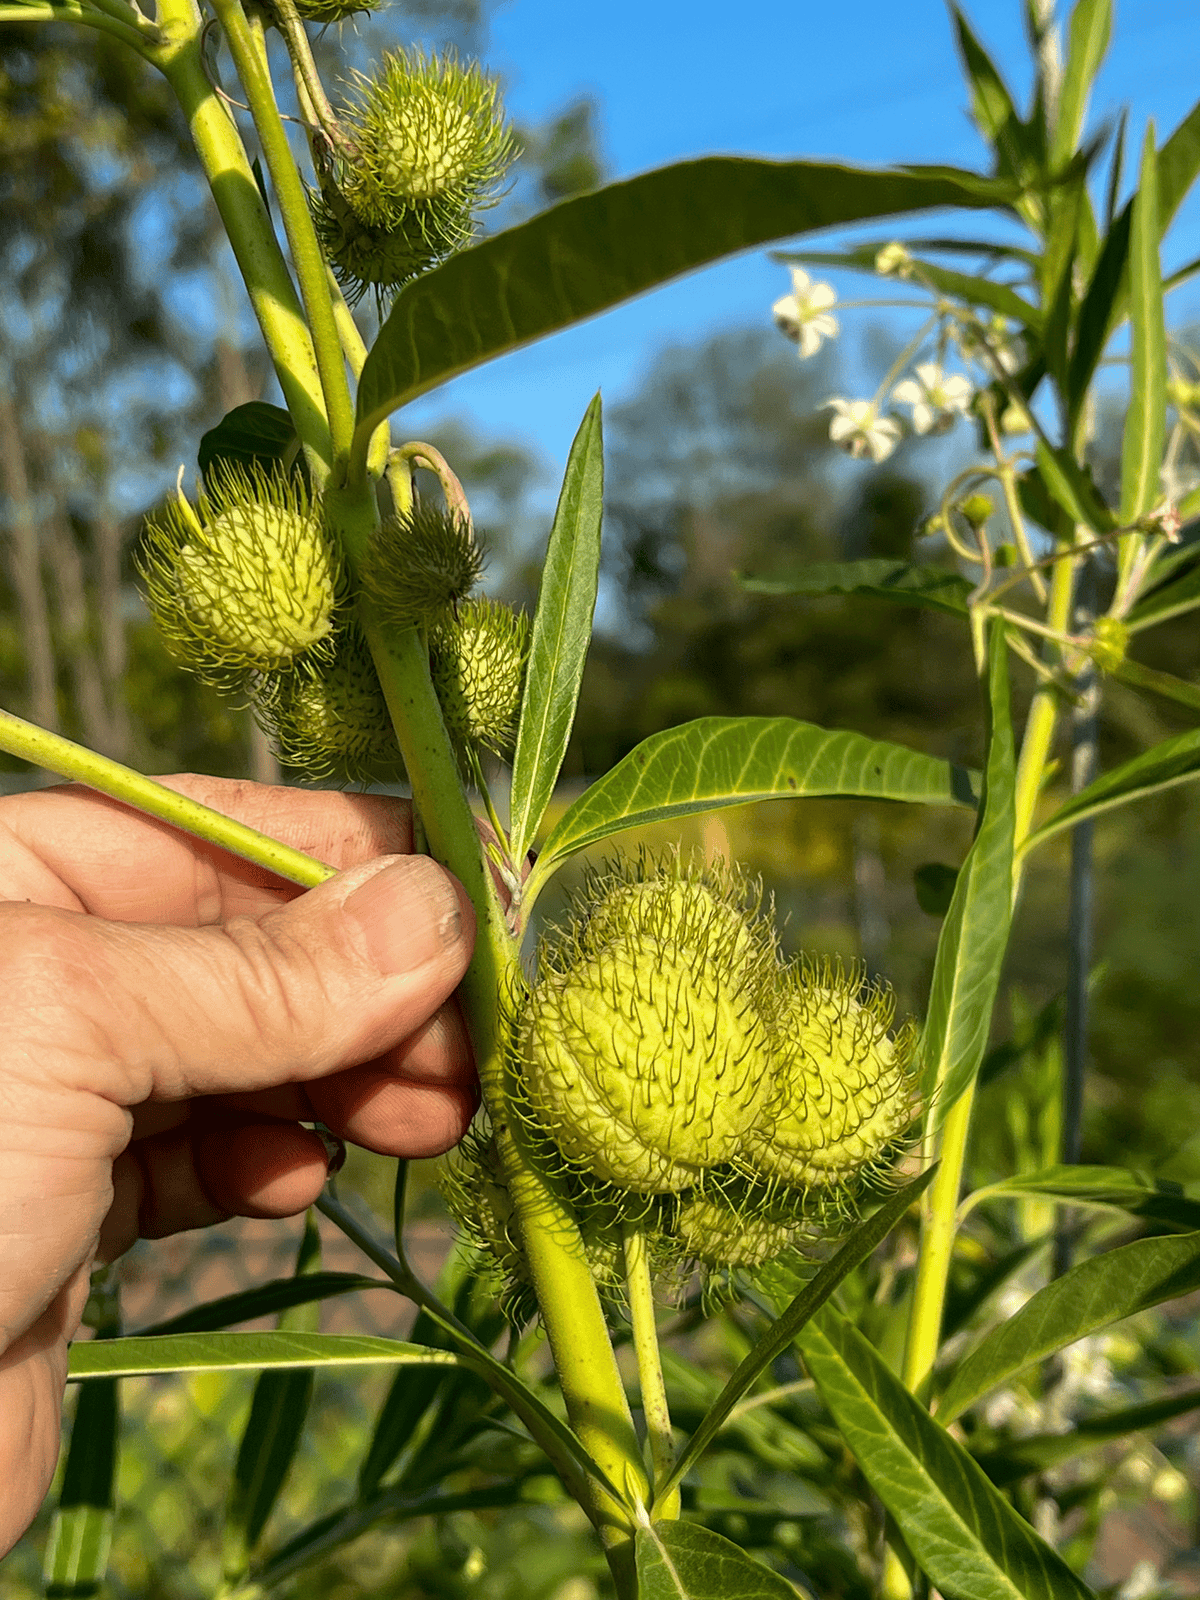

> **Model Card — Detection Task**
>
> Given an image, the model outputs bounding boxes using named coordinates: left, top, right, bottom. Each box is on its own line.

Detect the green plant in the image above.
left=5, top=0, right=1200, bottom=1596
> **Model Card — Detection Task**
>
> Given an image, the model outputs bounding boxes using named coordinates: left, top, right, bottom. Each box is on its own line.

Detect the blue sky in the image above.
left=400, top=0, right=1200, bottom=491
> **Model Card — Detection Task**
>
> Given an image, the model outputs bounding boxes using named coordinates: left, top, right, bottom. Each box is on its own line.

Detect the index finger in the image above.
left=0, top=775, right=413, bottom=925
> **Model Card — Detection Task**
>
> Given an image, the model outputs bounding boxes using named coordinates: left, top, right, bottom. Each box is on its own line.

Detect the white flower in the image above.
left=892, top=362, right=974, bottom=435
left=826, top=398, right=901, bottom=462
left=772, top=268, right=839, bottom=358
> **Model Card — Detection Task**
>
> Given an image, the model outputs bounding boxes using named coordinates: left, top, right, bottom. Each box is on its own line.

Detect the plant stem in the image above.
left=0, top=707, right=333, bottom=885
left=11, top=0, right=160, bottom=47
left=903, top=1086, right=975, bottom=1401
left=621, top=1222, right=679, bottom=1520
left=207, top=0, right=356, bottom=471
left=1011, top=547, right=1076, bottom=855
left=153, top=3, right=332, bottom=475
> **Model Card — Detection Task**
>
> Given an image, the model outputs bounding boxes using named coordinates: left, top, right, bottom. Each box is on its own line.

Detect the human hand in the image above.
left=0, top=775, right=477, bottom=1555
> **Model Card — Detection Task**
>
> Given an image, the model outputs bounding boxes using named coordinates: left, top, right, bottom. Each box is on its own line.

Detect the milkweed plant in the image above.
left=3, top=0, right=1200, bottom=1595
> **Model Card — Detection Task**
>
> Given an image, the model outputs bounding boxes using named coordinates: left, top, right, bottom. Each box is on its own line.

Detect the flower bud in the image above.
left=363, top=499, right=484, bottom=629
left=138, top=465, right=340, bottom=688
left=959, top=493, right=994, bottom=529
left=742, top=959, right=917, bottom=1189
left=257, top=622, right=405, bottom=783
left=520, top=856, right=781, bottom=1194
left=429, top=597, right=529, bottom=763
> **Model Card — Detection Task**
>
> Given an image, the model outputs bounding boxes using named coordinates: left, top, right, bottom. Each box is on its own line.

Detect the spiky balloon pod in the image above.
left=315, top=50, right=515, bottom=301
left=363, top=499, right=484, bottom=629
left=428, top=597, right=529, bottom=763
left=742, top=959, right=918, bottom=1190
left=672, top=1187, right=812, bottom=1270
left=256, top=622, right=405, bottom=784
left=138, top=463, right=340, bottom=689
left=520, top=855, right=781, bottom=1195
left=290, top=0, right=378, bottom=21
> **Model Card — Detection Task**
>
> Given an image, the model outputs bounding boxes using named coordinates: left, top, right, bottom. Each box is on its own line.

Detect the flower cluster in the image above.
left=772, top=268, right=839, bottom=359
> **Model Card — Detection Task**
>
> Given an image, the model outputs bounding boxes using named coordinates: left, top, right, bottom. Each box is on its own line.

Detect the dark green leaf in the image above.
left=1109, top=656, right=1200, bottom=715
left=132, top=1271, right=385, bottom=1336
left=775, top=247, right=1040, bottom=327
left=68, top=1331, right=466, bottom=1379
left=198, top=401, right=298, bottom=481
left=526, top=718, right=979, bottom=899
left=938, top=1230, right=1200, bottom=1422
left=737, top=559, right=972, bottom=616
left=354, top=157, right=1016, bottom=440
left=660, top=1171, right=935, bottom=1502
left=1120, top=126, right=1167, bottom=524
left=796, top=1306, right=1095, bottom=1600
left=951, top=7, right=1024, bottom=161
left=1033, top=441, right=1115, bottom=533
left=1051, top=0, right=1112, bottom=172
left=1157, top=96, right=1200, bottom=236
left=635, top=1518, right=801, bottom=1599
left=969, top=1164, right=1200, bottom=1233
left=43, top=1380, right=118, bottom=1598
left=509, top=394, right=604, bottom=865
left=975, top=1386, right=1200, bottom=1486
left=357, top=1311, right=447, bottom=1498
left=1067, top=202, right=1130, bottom=417
left=920, top=626, right=1015, bottom=1117
left=1023, top=727, right=1200, bottom=850
left=914, top=862, right=959, bottom=916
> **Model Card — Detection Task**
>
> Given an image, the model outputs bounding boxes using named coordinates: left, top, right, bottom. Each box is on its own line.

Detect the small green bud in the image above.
left=138, top=464, right=340, bottom=687
left=959, top=493, right=993, bottom=529
left=363, top=499, right=484, bottom=629
left=521, top=856, right=780, bottom=1194
left=429, top=597, right=529, bottom=763
left=1090, top=615, right=1129, bottom=675
left=257, top=622, right=405, bottom=783
left=742, top=959, right=918, bottom=1189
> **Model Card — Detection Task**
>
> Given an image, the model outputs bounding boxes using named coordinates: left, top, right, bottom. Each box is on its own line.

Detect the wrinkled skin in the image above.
left=0, top=776, right=477, bottom=1556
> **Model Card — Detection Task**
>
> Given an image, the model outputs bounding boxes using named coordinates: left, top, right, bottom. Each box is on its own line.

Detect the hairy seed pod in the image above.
left=363, top=499, right=484, bottom=628
left=429, top=597, right=528, bottom=762
left=521, top=855, right=781, bottom=1194
left=742, top=959, right=918, bottom=1189
left=673, top=1188, right=810, bottom=1270
left=1089, top=615, right=1129, bottom=675
left=290, top=0, right=378, bottom=21
left=257, top=622, right=405, bottom=784
left=138, top=464, right=339, bottom=688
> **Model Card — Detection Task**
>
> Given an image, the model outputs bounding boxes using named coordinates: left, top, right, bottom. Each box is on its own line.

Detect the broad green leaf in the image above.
left=775, top=247, right=1040, bottom=328
left=920, top=626, right=1015, bottom=1118
left=133, top=1271, right=385, bottom=1336
left=44, top=1379, right=118, bottom=1598
left=968, top=1164, right=1200, bottom=1233
left=354, top=157, right=1016, bottom=441
left=1050, top=0, right=1112, bottom=172
left=659, top=1170, right=935, bottom=1502
left=975, top=1386, right=1200, bottom=1486
left=509, top=394, right=604, bottom=866
left=635, top=1518, right=800, bottom=1600
left=938, top=1230, right=1200, bottom=1423
left=1120, top=125, right=1167, bottom=524
left=68, top=1331, right=466, bottom=1379
left=796, top=1307, right=1095, bottom=1600
left=198, top=401, right=298, bottom=481
left=1022, top=727, right=1200, bottom=851
left=737, top=559, right=972, bottom=616
left=527, top=717, right=978, bottom=898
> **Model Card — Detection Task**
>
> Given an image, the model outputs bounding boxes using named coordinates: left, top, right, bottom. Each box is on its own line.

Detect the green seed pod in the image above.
left=673, top=1187, right=811, bottom=1270
left=742, top=959, right=918, bottom=1190
left=290, top=0, right=378, bottom=22
left=429, top=597, right=529, bottom=763
left=363, top=499, right=484, bottom=629
left=520, top=855, right=781, bottom=1195
left=257, top=622, right=405, bottom=784
left=138, top=463, right=339, bottom=688
left=1090, top=615, right=1129, bottom=675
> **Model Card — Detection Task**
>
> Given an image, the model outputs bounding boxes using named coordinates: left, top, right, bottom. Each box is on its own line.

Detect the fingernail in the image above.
left=345, top=858, right=464, bottom=975
left=313, top=1123, right=347, bottom=1175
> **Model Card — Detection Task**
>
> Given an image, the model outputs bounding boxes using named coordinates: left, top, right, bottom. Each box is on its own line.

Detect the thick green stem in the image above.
left=152, top=0, right=332, bottom=475
left=1012, top=549, right=1076, bottom=855
left=8, top=0, right=159, bottom=48
left=207, top=0, right=355, bottom=470
left=621, top=1222, right=680, bottom=1520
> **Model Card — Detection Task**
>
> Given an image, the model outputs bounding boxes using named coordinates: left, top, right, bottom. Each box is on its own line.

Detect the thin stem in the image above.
left=870, top=313, right=940, bottom=410
left=903, top=1086, right=975, bottom=1402
left=208, top=0, right=356, bottom=469
left=0, top=707, right=332, bottom=887
left=1012, top=549, right=1077, bottom=855
left=981, top=394, right=1047, bottom=604
left=268, top=0, right=355, bottom=160
left=621, top=1222, right=679, bottom=1520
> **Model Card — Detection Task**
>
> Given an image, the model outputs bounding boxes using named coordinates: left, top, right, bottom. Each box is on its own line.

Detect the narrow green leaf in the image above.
left=796, top=1306, right=1095, bottom=1600
left=1033, top=441, right=1115, bottom=533
left=527, top=717, right=978, bottom=896
left=938, top=1230, right=1200, bottom=1423
left=67, top=1331, right=466, bottom=1379
left=775, top=246, right=1040, bottom=327
left=660, top=1171, right=935, bottom=1502
left=920, top=626, right=1015, bottom=1118
left=132, top=1271, right=385, bottom=1337
left=43, top=1380, right=118, bottom=1598
left=951, top=7, right=1022, bottom=154
left=1126, top=553, right=1200, bottom=629
left=975, top=1386, right=1200, bottom=1486
left=1023, top=727, right=1200, bottom=851
left=1109, top=656, right=1200, bottom=714
left=1051, top=0, right=1112, bottom=172
left=509, top=394, right=604, bottom=866
left=354, top=157, right=1016, bottom=440
left=737, top=559, right=972, bottom=616
left=969, top=1164, right=1200, bottom=1233
left=1162, top=247, right=1200, bottom=294
left=635, top=1519, right=801, bottom=1600
left=1157, top=96, right=1200, bottom=235
left=1120, top=125, right=1167, bottom=523
left=197, top=401, right=298, bottom=481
